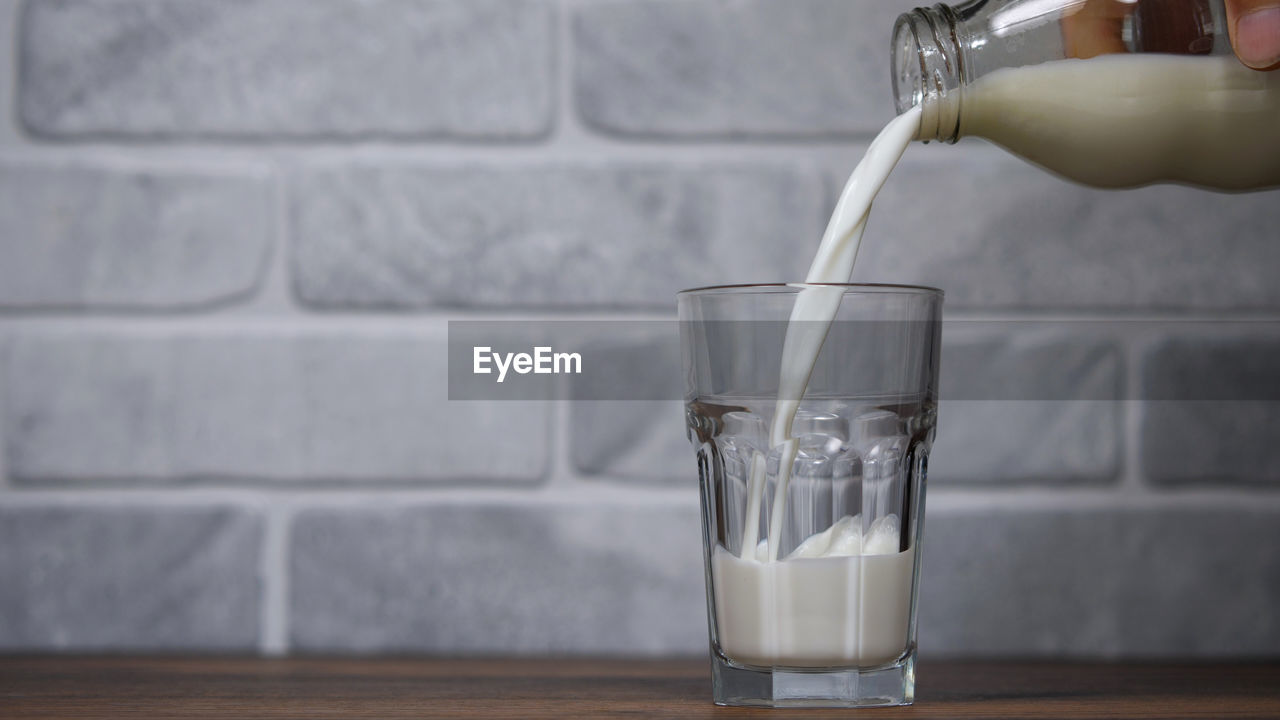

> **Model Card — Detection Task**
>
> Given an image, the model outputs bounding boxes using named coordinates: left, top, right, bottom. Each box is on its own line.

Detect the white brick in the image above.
left=20, top=0, right=554, bottom=139
left=0, top=503, right=262, bottom=650
left=0, top=158, right=270, bottom=309
left=292, top=164, right=825, bottom=308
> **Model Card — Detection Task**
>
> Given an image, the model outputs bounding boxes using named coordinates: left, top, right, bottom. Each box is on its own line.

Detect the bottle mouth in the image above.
left=890, top=7, right=963, bottom=143
left=891, top=14, right=927, bottom=117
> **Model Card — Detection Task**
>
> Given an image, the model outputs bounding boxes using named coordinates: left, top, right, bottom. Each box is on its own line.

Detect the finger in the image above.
left=1226, top=0, right=1280, bottom=69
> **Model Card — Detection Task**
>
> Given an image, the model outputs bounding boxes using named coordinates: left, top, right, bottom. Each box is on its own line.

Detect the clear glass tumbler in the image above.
left=678, top=283, right=943, bottom=707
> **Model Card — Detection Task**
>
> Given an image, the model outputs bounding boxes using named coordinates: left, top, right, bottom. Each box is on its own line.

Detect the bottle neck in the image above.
left=892, top=4, right=966, bottom=143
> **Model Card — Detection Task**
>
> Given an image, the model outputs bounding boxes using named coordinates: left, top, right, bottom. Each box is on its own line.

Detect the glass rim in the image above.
left=677, top=282, right=944, bottom=298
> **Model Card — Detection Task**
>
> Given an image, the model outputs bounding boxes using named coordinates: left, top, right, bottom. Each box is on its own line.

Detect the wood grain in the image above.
left=1, top=656, right=1278, bottom=719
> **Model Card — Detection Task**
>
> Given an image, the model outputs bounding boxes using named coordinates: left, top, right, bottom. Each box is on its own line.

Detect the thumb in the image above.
left=1225, top=0, right=1280, bottom=69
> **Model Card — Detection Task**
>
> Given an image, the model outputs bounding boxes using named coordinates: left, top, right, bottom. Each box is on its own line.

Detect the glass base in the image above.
left=710, top=649, right=915, bottom=708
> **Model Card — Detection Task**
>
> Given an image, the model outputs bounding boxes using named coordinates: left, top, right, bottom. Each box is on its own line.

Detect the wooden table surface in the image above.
left=2, top=656, right=1279, bottom=719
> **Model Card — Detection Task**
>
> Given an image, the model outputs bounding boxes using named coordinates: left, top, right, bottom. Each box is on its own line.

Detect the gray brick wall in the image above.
left=2, top=0, right=1278, bottom=659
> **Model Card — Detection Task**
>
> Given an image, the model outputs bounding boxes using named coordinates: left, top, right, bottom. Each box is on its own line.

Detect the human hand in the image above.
left=1063, top=0, right=1279, bottom=70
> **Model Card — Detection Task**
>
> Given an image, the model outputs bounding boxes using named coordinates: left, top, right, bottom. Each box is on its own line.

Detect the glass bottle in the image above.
left=890, top=0, right=1280, bottom=190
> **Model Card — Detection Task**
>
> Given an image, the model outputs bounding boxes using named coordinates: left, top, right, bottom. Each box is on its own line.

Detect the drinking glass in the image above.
left=678, top=283, right=943, bottom=707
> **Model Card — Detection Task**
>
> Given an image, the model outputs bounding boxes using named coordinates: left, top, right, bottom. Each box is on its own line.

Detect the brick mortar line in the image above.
left=4, top=312, right=1280, bottom=329
left=553, top=0, right=582, bottom=145
left=926, top=487, right=1280, bottom=509
left=259, top=504, right=291, bottom=656
left=0, top=141, right=1274, bottom=212
left=544, top=399, right=583, bottom=490
left=227, top=160, right=297, bottom=315
left=0, top=136, right=889, bottom=159
left=275, top=162, right=299, bottom=313
left=938, top=312, right=1280, bottom=322
left=0, top=350, right=6, bottom=490
left=1119, top=400, right=1147, bottom=494
left=0, top=483, right=1277, bottom=508
left=0, top=132, right=889, bottom=161
left=1120, top=330, right=1150, bottom=495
